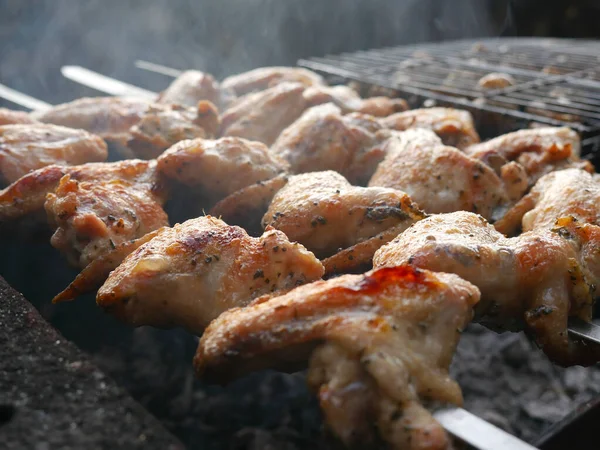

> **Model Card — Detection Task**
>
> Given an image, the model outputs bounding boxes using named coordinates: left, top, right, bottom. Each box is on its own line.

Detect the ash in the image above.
left=91, top=324, right=600, bottom=449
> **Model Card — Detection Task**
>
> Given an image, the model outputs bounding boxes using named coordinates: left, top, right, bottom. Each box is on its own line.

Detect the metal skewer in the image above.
left=135, top=60, right=183, bottom=78
left=0, top=82, right=52, bottom=111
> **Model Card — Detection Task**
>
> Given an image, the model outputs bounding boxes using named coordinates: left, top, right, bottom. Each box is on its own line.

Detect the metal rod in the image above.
left=0, top=83, right=52, bottom=111
left=568, top=318, right=600, bottom=345
left=61, top=66, right=156, bottom=100
left=134, top=60, right=182, bottom=78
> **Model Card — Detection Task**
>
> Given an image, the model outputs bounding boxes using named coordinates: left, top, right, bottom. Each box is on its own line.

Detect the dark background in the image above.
left=1, top=0, right=600, bottom=106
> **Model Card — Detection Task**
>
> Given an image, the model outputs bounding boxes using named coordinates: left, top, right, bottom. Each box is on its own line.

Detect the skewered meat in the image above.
left=195, top=266, right=480, bottom=450
left=262, top=171, right=425, bottom=261
left=32, top=97, right=219, bottom=159
left=0, top=124, right=108, bottom=185
left=94, top=215, right=324, bottom=334
left=221, top=66, right=325, bottom=96
left=379, top=107, right=480, bottom=150
left=465, top=127, right=592, bottom=185
left=270, top=104, right=389, bottom=185
left=157, top=137, right=288, bottom=205
left=0, top=108, right=38, bottom=125
left=156, top=70, right=236, bottom=110
left=373, top=211, right=600, bottom=366
left=368, top=129, right=527, bottom=220
left=303, top=85, right=408, bottom=117
left=219, top=82, right=308, bottom=146
left=495, top=168, right=600, bottom=236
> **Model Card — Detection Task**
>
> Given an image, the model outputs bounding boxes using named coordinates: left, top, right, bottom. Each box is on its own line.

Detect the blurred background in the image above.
left=1, top=0, right=600, bottom=106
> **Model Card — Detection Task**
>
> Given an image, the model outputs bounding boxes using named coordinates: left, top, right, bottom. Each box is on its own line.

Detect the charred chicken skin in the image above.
left=373, top=211, right=600, bottom=366
left=195, top=266, right=480, bottom=450
left=221, top=66, right=325, bottom=96
left=94, top=215, right=324, bottom=334
left=0, top=124, right=108, bottom=185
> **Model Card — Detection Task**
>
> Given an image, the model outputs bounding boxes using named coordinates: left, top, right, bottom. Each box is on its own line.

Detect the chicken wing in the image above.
left=270, top=104, right=388, bottom=185
left=219, top=82, right=308, bottom=146
left=368, top=129, right=526, bottom=220
left=195, top=266, right=479, bottom=450
left=156, top=70, right=236, bottom=110
left=0, top=124, right=108, bottom=185
left=465, top=127, right=592, bottom=185
left=262, top=171, right=425, bottom=260
left=379, top=107, right=480, bottom=150
left=95, top=215, right=324, bottom=334
left=0, top=108, right=38, bottom=125
left=495, top=168, right=600, bottom=236
left=373, top=211, right=600, bottom=366
left=221, top=66, right=325, bottom=96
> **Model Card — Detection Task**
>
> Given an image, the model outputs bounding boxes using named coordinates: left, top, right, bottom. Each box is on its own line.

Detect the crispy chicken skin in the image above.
left=303, top=85, right=408, bottom=117
left=156, top=70, right=236, bottom=110
left=195, top=266, right=480, bottom=450
left=221, top=66, right=325, bottom=96
left=0, top=124, right=108, bottom=185
left=373, top=211, right=600, bottom=366
left=379, top=107, right=480, bottom=150
left=32, top=96, right=219, bottom=159
left=465, top=127, right=592, bottom=185
left=157, top=137, right=289, bottom=204
left=219, top=82, right=308, bottom=146
left=368, top=129, right=526, bottom=220
left=0, top=108, right=39, bottom=125
left=262, top=171, right=426, bottom=260
left=270, top=104, right=388, bottom=185
left=95, top=216, right=324, bottom=334
left=496, top=168, right=600, bottom=236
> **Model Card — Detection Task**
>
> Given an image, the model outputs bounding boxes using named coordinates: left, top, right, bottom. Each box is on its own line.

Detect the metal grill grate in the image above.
left=298, top=37, right=600, bottom=153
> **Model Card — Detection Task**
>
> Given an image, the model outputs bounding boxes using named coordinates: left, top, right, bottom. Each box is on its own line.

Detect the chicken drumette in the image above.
left=156, top=70, right=236, bottom=110
left=195, top=266, right=479, bottom=450
left=221, top=66, right=325, bottom=96
left=373, top=211, right=600, bottom=366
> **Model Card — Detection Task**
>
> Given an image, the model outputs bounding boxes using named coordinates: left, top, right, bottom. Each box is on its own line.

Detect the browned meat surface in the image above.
left=221, top=66, right=324, bottom=96
left=368, top=129, right=526, bottom=220
left=466, top=127, right=592, bottom=185
left=478, top=72, right=516, bottom=89
left=156, top=70, right=236, bottom=110
left=219, top=82, right=308, bottom=146
left=0, top=124, right=107, bottom=185
left=373, top=211, right=600, bottom=366
left=0, top=108, right=39, bottom=125
left=262, top=171, right=425, bottom=260
left=95, top=215, right=324, bottom=334
left=270, top=104, right=389, bottom=185
left=195, top=266, right=480, bottom=450
left=379, top=107, right=480, bottom=150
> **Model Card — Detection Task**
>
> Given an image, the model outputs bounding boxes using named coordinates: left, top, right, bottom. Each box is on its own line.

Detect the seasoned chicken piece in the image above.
left=478, top=72, right=516, bottom=89
left=195, top=266, right=479, bottom=450
left=270, top=104, right=388, bottom=185
left=496, top=168, right=600, bottom=236
left=32, top=97, right=219, bottom=159
left=465, top=127, right=592, bottom=185
left=262, top=171, right=425, bottom=260
left=0, top=108, right=39, bottom=125
left=156, top=70, right=236, bottom=109
left=379, top=107, right=480, bottom=150
left=95, top=216, right=324, bottom=334
left=221, top=66, right=325, bottom=96
left=373, top=211, right=600, bottom=366
left=0, top=124, right=108, bottom=185
left=157, top=137, right=288, bottom=205
left=303, top=85, right=408, bottom=117
left=368, top=129, right=526, bottom=220
left=219, top=82, right=308, bottom=146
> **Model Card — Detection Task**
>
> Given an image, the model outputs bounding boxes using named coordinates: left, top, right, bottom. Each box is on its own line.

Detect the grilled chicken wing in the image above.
left=0, top=108, right=39, bottom=125
left=496, top=168, right=600, bottom=236
left=368, top=129, right=527, bottom=220
left=32, top=97, right=219, bottom=159
left=95, top=215, right=324, bottom=334
left=221, top=66, right=324, bottom=96
left=373, top=211, right=600, bottom=366
left=379, top=107, right=480, bottom=150
left=270, top=104, right=389, bottom=185
left=465, top=127, right=592, bottom=185
left=0, top=124, right=108, bottom=185
left=262, top=171, right=425, bottom=261
left=219, top=82, right=308, bottom=146
left=156, top=70, right=236, bottom=110
left=303, top=85, right=408, bottom=117
left=195, top=266, right=480, bottom=450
